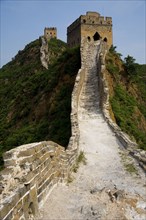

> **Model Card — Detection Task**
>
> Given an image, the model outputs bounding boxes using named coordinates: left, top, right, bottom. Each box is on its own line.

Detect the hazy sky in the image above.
left=0, top=0, right=145, bottom=67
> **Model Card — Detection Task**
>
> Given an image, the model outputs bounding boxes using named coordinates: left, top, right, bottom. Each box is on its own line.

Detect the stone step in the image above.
left=78, top=43, right=101, bottom=116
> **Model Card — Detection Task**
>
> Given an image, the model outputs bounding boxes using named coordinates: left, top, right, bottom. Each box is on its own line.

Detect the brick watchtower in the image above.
left=44, top=27, right=57, bottom=41
left=67, top=11, right=112, bottom=48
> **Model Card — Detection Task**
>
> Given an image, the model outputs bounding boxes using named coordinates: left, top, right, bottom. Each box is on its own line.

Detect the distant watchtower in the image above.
left=44, top=27, right=57, bottom=41
left=67, top=11, right=112, bottom=48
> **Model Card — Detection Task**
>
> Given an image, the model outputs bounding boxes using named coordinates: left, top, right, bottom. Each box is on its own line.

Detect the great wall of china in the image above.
left=0, top=10, right=146, bottom=219
left=37, top=38, right=145, bottom=220
left=1, top=37, right=146, bottom=220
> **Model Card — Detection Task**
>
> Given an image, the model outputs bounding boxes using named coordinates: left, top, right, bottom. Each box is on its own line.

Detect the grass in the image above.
left=67, top=151, right=87, bottom=184
left=119, top=152, right=138, bottom=175
left=125, top=163, right=137, bottom=174
left=72, top=151, right=87, bottom=173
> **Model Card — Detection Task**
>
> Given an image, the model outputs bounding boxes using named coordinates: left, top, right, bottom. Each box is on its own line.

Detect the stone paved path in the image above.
left=38, top=41, right=146, bottom=220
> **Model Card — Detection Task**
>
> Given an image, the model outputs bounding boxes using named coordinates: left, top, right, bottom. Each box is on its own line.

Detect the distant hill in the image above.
left=0, top=38, right=81, bottom=168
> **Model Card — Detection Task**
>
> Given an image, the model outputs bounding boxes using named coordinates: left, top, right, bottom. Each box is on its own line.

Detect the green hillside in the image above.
left=0, top=38, right=81, bottom=168
left=106, top=46, right=146, bottom=150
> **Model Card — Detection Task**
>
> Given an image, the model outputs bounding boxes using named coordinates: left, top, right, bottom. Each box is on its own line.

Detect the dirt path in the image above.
left=38, top=41, right=146, bottom=220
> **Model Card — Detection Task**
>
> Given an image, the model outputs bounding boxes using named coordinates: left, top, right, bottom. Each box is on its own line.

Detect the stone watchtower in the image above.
left=67, top=11, right=112, bottom=48
left=44, top=27, right=57, bottom=41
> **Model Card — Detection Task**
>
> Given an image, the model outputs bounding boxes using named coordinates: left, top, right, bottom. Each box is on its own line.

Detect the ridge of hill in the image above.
left=0, top=38, right=81, bottom=168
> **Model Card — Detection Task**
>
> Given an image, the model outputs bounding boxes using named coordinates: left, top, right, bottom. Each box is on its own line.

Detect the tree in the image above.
left=124, top=55, right=136, bottom=76
left=109, top=45, right=117, bottom=53
left=109, top=45, right=122, bottom=58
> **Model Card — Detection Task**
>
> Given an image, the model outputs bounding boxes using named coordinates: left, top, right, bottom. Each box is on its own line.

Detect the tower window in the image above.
left=104, top=37, right=107, bottom=42
left=93, top=32, right=101, bottom=41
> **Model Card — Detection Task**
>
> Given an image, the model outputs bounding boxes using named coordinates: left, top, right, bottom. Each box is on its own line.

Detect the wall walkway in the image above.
left=37, top=39, right=146, bottom=220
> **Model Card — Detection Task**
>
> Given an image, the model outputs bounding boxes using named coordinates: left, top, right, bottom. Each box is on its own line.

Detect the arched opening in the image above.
left=104, top=37, right=107, bottom=42
left=83, top=19, right=86, bottom=23
left=87, top=36, right=91, bottom=42
left=93, top=32, right=100, bottom=41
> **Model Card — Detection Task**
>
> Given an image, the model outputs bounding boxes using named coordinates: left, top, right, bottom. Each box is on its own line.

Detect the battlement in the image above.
left=67, top=12, right=112, bottom=34
left=67, top=11, right=113, bottom=48
left=44, top=27, right=57, bottom=40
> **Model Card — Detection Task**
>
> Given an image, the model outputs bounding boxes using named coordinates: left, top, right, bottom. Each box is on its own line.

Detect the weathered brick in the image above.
left=17, top=148, right=35, bottom=158
left=0, top=204, right=12, bottom=220
left=3, top=151, right=14, bottom=160
left=4, top=159, right=17, bottom=167
left=0, top=192, right=21, bottom=220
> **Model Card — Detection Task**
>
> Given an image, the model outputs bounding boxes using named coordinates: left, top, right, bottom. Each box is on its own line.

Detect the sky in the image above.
left=0, top=0, right=146, bottom=67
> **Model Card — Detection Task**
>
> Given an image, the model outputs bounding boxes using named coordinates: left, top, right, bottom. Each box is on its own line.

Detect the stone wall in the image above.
left=67, top=38, right=87, bottom=151
left=1, top=35, right=145, bottom=220
left=98, top=42, right=146, bottom=172
left=0, top=38, right=86, bottom=220
left=40, top=36, right=49, bottom=69
left=0, top=141, right=78, bottom=220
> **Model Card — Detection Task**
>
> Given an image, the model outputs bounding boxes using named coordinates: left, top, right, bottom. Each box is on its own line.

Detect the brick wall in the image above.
left=0, top=141, right=78, bottom=219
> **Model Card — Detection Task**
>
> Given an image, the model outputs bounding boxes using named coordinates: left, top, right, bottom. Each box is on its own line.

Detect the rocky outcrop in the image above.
left=40, top=36, right=49, bottom=69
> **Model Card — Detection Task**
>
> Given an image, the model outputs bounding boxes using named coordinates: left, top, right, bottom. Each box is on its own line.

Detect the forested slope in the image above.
left=106, top=46, right=146, bottom=150
left=0, top=38, right=80, bottom=168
